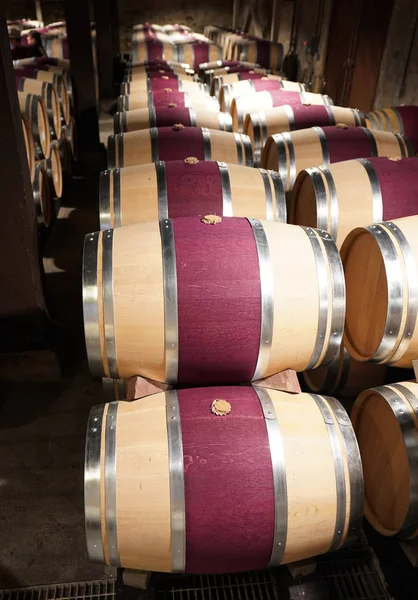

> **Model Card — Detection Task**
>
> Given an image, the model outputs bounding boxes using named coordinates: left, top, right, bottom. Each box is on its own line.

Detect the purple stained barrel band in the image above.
left=165, top=161, right=223, bottom=218
left=172, top=216, right=262, bottom=385
left=178, top=386, right=275, bottom=573
left=321, top=126, right=374, bottom=163
left=154, top=106, right=192, bottom=127
left=287, top=105, right=331, bottom=129
left=156, top=127, right=207, bottom=161
left=190, top=42, right=210, bottom=70
left=151, top=91, right=188, bottom=108
left=150, top=77, right=181, bottom=92
left=252, top=78, right=283, bottom=93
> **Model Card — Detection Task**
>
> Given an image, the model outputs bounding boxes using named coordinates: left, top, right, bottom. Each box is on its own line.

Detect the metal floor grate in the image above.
left=154, top=570, right=280, bottom=600
left=0, top=581, right=116, bottom=600
left=319, top=559, right=390, bottom=600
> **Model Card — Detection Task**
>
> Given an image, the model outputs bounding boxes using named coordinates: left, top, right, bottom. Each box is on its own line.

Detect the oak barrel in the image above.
left=99, top=161, right=286, bottom=228
left=21, top=113, right=36, bottom=181
left=352, top=381, right=418, bottom=537
left=107, top=127, right=254, bottom=168
left=234, top=39, right=284, bottom=71
left=18, top=91, right=51, bottom=159
left=132, top=41, right=178, bottom=62
left=290, top=157, right=418, bottom=248
left=176, top=42, right=223, bottom=70
left=220, top=78, right=306, bottom=112
left=210, top=69, right=269, bottom=94
left=341, top=215, right=418, bottom=367
left=231, top=91, right=333, bottom=133
left=366, top=106, right=418, bottom=151
left=303, top=343, right=386, bottom=397
left=261, top=126, right=413, bottom=192
left=244, top=105, right=366, bottom=164
left=82, top=217, right=345, bottom=382
left=36, top=140, right=63, bottom=198
left=30, top=70, right=71, bottom=124
left=118, top=91, right=218, bottom=112
left=85, top=386, right=362, bottom=571
left=17, top=77, right=61, bottom=139
left=32, top=163, right=52, bottom=227
left=114, top=107, right=232, bottom=134
left=122, top=78, right=209, bottom=96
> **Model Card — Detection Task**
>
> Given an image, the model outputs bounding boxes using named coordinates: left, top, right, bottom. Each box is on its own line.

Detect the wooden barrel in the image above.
left=132, top=41, right=177, bottom=62
left=21, top=113, right=36, bottom=181
left=244, top=105, right=366, bottom=164
left=303, top=343, right=386, bottom=397
left=85, top=386, right=362, bottom=571
left=114, top=107, right=232, bottom=134
left=351, top=381, right=418, bottom=538
left=32, top=163, right=52, bottom=227
left=17, top=77, right=61, bottom=139
left=101, top=377, right=126, bottom=401
left=99, top=161, right=286, bottom=228
left=231, top=91, right=333, bottom=133
left=122, top=78, right=209, bottom=96
left=341, top=215, right=418, bottom=368
left=212, top=72, right=279, bottom=97
left=366, top=106, right=418, bottom=152
left=127, top=59, right=190, bottom=71
left=220, top=79, right=306, bottom=112
left=36, top=140, right=63, bottom=198
left=125, top=66, right=191, bottom=80
left=107, top=127, right=254, bottom=168
left=44, top=37, right=69, bottom=59
left=118, top=91, right=219, bottom=112
left=261, top=126, right=413, bottom=192
left=233, top=40, right=284, bottom=71
left=176, top=42, right=223, bottom=71
left=30, top=70, right=71, bottom=125
left=82, top=217, right=344, bottom=382
left=18, top=91, right=51, bottom=159
left=290, top=157, right=418, bottom=249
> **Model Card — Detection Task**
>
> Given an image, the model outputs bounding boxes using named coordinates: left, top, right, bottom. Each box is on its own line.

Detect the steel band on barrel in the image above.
left=217, top=161, right=233, bottom=216
left=84, top=403, right=106, bottom=563
left=307, top=167, right=329, bottom=233
left=281, top=132, right=296, bottom=188
left=324, top=105, right=336, bottom=126
left=258, top=168, right=274, bottom=221
left=233, top=132, right=243, bottom=164
left=165, top=390, right=186, bottom=572
left=150, top=127, right=159, bottom=162
left=303, top=227, right=345, bottom=369
left=313, top=126, right=330, bottom=165
left=189, top=108, right=197, bottom=127
left=373, top=384, right=418, bottom=538
left=113, top=133, right=123, bottom=168
left=235, top=97, right=245, bottom=131
left=250, top=112, right=263, bottom=165
left=107, top=136, right=115, bottom=167
left=149, top=104, right=157, bottom=128
left=113, top=169, right=122, bottom=228
left=324, top=395, right=364, bottom=546
left=272, top=134, right=288, bottom=188
left=283, top=105, right=295, bottom=130
left=160, top=219, right=179, bottom=385
left=383, top=222, right=418, bottom=365
left=99, top=170, right=111, bottom=230
left=83, top=231, right=103, bottom=377
left=156, top=161, right=169, bottom=220
left=102, top=230, right=119, bottom=379
left=356, top=158, right=383, bottom=223
left=242, top=133, right=254, bottom=166
left=253, top=386, right=288, bottom=566
left=319, top=165, right=339, bottom=241
left=361, top=127, right=378, bottom=157
left=201, top=127, right=212, bottom=160
left=311, top=395, right=347, bottom=551
left=248, top=219, right=274, bottom=381
left=104, top=402, right=120, bottom=566
left=267, top=169, right=286, bottom=222
left=101, top=377, right=126, bottom=402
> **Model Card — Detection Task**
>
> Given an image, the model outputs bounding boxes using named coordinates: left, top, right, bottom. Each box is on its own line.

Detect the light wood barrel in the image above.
left=107, top=127, right=254, bottom=168
left=21, top=113, right=36, bottom=181
left=366, top=106, right=418, bottom=152
left=231, top=91, right=333, bottom=133
left=234, top=40, right=284, bottom=71
left=99, top=161, right=286, bottom=229
left=122, top=78, right=209, bottom=96
left=220, top=79, right=306, bottom=112
left=341, top=215, right=418, bottom=368
left=212, top=72, right=278, bottom=97
left=176, top=42, right=223, bottom=71
left=18, top=91, right=51, bottom=159
left=244, top=105, right=366, bottom=165
left=44, top=37, right=69, bottom=59
left=31, top=70, right=70, bottom=125
left=290, top=157, right=418, bottom=249
left=303, top=343, right=386, bottom=397
left=114, top=107, right=232, bottom=134
left=352, top=381, right=418, bottom=538
left=127, top=59, right=190, bottom=71
left=32, top=163, right=52, bottom=228
left=82, top=218, right=345, bottom=382
left=17, top=78, right=61, bottom=139
left=261, top=126, right=413, bottom=192
left=125, top=66, right=191, bottom=81
left=36, top=140, right=63, bottom=198
left=132, top=41, right=177, bottom=62
left=85, top=386, right=362, bottom=571
left=118, top=91, right=219, bottom=112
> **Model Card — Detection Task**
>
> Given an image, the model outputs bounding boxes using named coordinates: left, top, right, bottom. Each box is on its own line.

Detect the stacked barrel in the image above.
left=11, top=22, right=78, bottom=231
left=81, top=22, right=372, bottom=576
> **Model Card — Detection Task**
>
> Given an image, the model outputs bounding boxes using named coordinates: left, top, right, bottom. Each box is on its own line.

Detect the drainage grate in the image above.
left=319, top=560, right=391, bottom=600
left=0, top=580, right=116, bottom=600
left=154, top=570, right=280, bottom=600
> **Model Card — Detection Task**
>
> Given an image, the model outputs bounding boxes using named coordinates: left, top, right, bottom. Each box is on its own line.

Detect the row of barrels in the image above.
left=15, top=52, right=77, bottom=227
